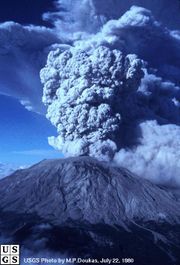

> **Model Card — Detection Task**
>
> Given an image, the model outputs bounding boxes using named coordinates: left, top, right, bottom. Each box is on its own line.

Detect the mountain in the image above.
left=0, top=163, right=17, bottom=179
left=0, top=157, right=180, bottom=265
left=0, top=163, right=27, bottom=179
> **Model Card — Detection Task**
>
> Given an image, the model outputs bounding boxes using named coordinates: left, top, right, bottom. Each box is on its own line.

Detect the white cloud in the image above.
left=0, top=22, right=58, bottom=113
left=44, top=0, right=180, bottom=34
left=12, top=149, right=61, bottom=156
left=114, top=121, right=180, bottom=187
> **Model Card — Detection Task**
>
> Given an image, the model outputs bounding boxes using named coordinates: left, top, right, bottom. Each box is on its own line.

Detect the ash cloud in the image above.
left=41, top=5, right=180, bottom=186
left=44, top=0, right=180, bottom=34
left=40, top=44, right=144, bottom=160
left=0, top=22, right=58, bottom=113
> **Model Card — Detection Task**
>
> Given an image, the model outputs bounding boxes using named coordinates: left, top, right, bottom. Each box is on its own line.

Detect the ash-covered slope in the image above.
left=0, top=163, right=17, bottom=179
left=0, top=157, right=180, bottom=264
left=0, top=156, right=179, bottom=225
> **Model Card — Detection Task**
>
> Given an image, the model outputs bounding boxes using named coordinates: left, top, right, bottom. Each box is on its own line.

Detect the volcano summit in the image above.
left=0, top=157, right=179, bottom=265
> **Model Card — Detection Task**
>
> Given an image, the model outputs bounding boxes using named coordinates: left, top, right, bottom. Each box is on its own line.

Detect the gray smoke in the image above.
left=41, top=5, right=180, bottom=186
left=40, top=44, right=143, bottom=160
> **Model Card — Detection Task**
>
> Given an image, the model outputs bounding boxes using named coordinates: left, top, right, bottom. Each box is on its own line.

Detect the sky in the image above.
left=0, top=0, right=62, bottom=166
left=0, top=95, right=62, bottom=165
left=0, top=0, right=54, bottom=26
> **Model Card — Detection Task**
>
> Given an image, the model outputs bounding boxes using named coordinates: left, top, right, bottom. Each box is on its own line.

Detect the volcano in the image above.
left=0, top=157, right=180, bottom=265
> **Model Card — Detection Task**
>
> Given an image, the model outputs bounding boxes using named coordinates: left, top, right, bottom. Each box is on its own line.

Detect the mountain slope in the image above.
left=0, top=163, right=16, bottom=179
left=0, top=157, right=180, bottom=264
left=0, top=156, right=179, bottom=225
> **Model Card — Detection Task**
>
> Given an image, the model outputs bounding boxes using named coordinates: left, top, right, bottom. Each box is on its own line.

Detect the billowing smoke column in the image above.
left=41, top=6, right=180, bottom=186
left=40, top=45, right=144, bottom=160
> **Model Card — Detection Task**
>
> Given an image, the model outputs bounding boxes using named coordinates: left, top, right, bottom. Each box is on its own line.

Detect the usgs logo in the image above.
left=0, top=245, right=19, bottom=265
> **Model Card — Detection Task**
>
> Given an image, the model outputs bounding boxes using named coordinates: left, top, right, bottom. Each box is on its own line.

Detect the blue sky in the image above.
left=0, top=95, right=62, bottom=166
left=0, top=0, right=63, bottom=166
left=0, top=0, right=54, bottom=26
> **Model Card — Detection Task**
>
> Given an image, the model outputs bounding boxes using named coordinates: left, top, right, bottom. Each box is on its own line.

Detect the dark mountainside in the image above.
left=0, top=157, right=180, bottom=265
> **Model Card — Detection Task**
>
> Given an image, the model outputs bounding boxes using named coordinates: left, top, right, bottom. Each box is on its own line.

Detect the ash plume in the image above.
left=40, top=45, right=144, bottom=160
left=41, top=6, right=180, bottom=186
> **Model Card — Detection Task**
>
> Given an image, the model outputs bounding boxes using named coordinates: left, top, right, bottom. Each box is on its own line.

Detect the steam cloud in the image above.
left=41, top=5, right=180, bottom=186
